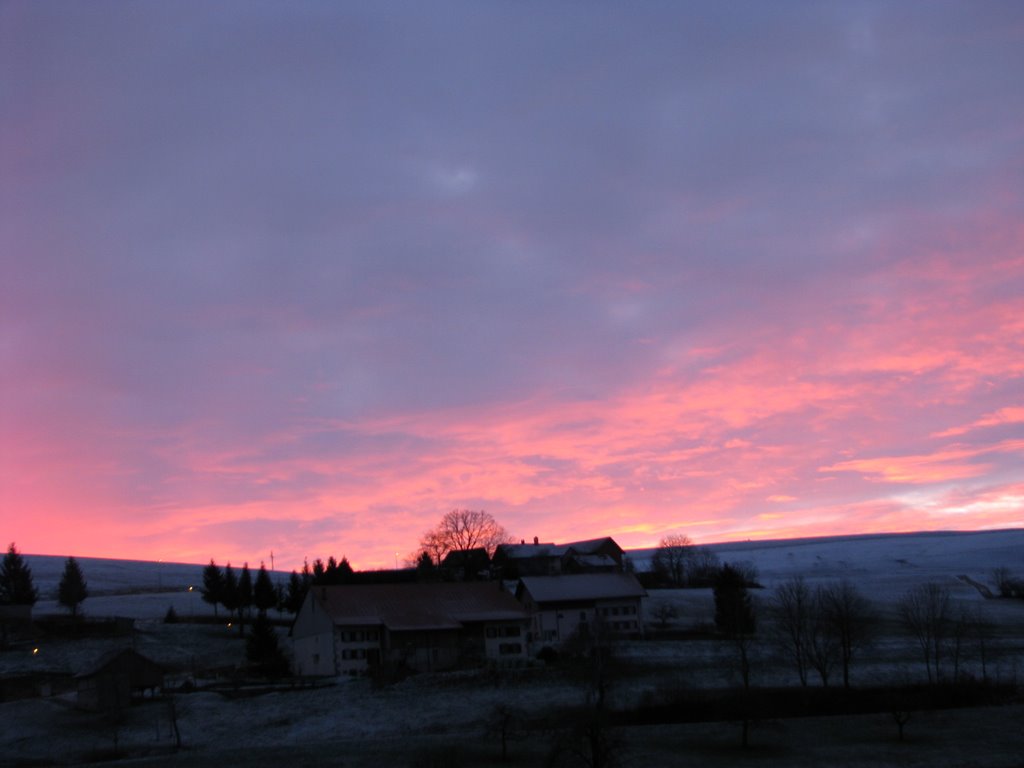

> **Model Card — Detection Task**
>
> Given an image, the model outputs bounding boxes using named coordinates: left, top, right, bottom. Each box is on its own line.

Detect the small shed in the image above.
left=76, top=648, right=165, bottom=711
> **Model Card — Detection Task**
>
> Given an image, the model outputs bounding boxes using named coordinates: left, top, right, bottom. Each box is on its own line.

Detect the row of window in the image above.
left=341, top=648, right=369, bottom=660
left=485, top=625, right=522, bottom=639
left=598, top=605, right=637, bottom=617
left=340, top=630, right=380, bottom=643
left=498, top=643, right=523, bottom=655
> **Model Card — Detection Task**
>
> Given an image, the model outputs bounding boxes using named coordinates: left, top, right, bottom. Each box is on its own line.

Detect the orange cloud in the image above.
left=934, top=407, right=1024, bottom=438
left=821, top=440, right=1024, bottom=484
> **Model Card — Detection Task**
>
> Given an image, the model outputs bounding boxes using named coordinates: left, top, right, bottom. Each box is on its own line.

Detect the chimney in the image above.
left=533, top=536, right=539, bottom=545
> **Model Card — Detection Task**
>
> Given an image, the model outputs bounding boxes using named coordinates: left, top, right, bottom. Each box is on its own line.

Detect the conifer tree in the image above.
left=311, top=558, right=326, bottom=582
left=254, top=563, right=276, bottom=616
left=237, top=563, right=253, bottom=634
left=201, top=559, right=224, bottom=616
left=0, top=543, right=39, bottom=606
left=283, top=570, right=308, bottom=614
left=58, top=556, right=88, bottom=618
left=246, top=613, right=288, bottom=677
left=221, top=563, right=239, bottom=620
left=714, top=563, right=757, bottom=691
left=714, top=563, right=758, bottom=748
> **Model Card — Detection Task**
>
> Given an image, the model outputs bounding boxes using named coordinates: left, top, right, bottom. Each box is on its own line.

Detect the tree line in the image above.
left=647, top=534, right=1020, bottom=693
left=1, top=543, right=89, bottom=617
left=712, top=570, right=1009, bottom=692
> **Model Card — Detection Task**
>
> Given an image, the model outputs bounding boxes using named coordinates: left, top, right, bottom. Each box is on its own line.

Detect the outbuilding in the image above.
left=76, top=648, right=165, bottom=712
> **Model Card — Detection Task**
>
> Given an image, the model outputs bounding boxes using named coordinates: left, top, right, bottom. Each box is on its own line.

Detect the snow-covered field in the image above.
left=3, top=529, right=1023, bottom=767
left=22, top=528, right=1024, bottom=620
left=634, top=527, right=1024, bottom=598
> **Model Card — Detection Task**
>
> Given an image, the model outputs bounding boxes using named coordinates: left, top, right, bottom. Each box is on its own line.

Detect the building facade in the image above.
left=292, top=581, right=529, bottom=676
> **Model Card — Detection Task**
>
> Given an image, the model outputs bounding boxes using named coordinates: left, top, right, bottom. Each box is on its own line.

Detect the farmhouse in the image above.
left=292, top=581, right=530, bottom=676
left=516, top=572, right=647, bottom=650
left=493, top=536, right=625, bottom=578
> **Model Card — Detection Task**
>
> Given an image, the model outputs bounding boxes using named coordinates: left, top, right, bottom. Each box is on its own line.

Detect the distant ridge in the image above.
left=695, top=527, right=1024, bottom=551
left=626, top=527, right=1024, bottom=565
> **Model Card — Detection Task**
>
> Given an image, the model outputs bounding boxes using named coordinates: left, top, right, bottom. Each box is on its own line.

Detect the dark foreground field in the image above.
left=52, top=701, right=1024, bottom=768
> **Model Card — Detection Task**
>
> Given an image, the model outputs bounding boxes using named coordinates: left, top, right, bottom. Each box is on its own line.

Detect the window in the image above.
left=499, top=643, right=523, bottom=655
left=486, top=627, right=497, bottom=639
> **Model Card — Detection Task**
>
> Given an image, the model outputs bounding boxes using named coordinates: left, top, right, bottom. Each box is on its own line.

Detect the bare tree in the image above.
left=418, top=509, right=513, bottom=564
left=651, top=602, right=678, bottom=629
left=489, top=704, right=524, bottom=763
left=688, top=546, right=722, bottom=587
left=805, top=592, right=839, bottom=687
left=991, top=566, right=1022, bottom=598
left=769, top=576, right=812, bottom=686
left=818, top=580, right=873, bottom=690
left=651, top=534, right=692, bottom=586
left=899, top=582, right=952, bottom=684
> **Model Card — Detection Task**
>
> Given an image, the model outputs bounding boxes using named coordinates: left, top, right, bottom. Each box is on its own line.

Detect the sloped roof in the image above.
left=440, top=547, right=490, bottom=568
left=564, top=537, right=623, bottom=555
left=313, top=582, right=527, bottom=631
left=77, top=648, right=165, bottom=679
left=496, top=543, right=567, bottom=560
left=569, top=554, right=619, bottom=569
left=518, top=573, right=647, bottom=603
left=497, top=536, right=623, bottom=561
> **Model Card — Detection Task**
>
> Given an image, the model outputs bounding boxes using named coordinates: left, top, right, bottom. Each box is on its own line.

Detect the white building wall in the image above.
left=483, top=622, right=528, bottom=662
left=334, top=626, right=383, bottom=676
left=293, top=631, right=336, bottom=676
left=291, top=590, right=340, bottom=676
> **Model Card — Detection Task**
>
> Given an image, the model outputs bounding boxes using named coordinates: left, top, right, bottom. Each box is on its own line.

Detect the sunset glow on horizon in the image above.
left=2, top=3, right=1022, bottom=571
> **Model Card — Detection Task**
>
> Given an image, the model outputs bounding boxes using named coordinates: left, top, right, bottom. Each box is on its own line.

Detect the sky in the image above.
left=2, top=1, right=1023, bottom=571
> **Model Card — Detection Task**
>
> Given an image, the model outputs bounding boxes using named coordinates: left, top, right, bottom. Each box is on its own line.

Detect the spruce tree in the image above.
left=58, top=556, right=88, bottom=618
left=714, top=563, right=756, bottom=636
left=253, top=563, right=276, bottom=616
left=221, top=563, right=239, bottom=621
left=246, top=614, right=288, bottom=677
left=237, top=563, right=253, bottom=634
left=283, top=570, right=308, bottom=614
left=0, top=543, right=39, bottom=606
left=201, top=559, right=224, bottom=616
left=714, top=563, right=757, bottom=694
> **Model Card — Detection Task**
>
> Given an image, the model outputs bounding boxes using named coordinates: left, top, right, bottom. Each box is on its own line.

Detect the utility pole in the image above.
left=270, top=551, right=274, bottom=571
